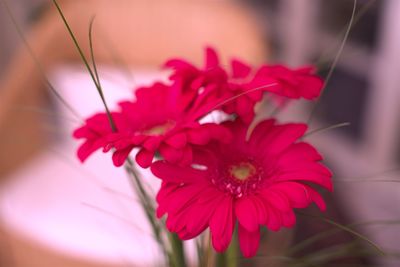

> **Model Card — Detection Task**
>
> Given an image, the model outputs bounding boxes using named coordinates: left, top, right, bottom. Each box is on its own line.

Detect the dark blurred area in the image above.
left=0, top=0, right=399, bottom=266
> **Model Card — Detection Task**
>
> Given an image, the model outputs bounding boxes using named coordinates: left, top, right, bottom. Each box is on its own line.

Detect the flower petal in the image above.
left=151, top=160, right=205, bottom=183
left=205, top=47, right=219, bottom=69
left=159, top=144, right=184, bottom=163
left=210, top=196, right=235, bottom=252
left=238, top=224, right=260, bottom=258
left=265, top=206, right=282, bottom=231
left=269, top=182, right=311, bottom=209
left=231, top=59, right=251, bottom=79
left=112, top=146, right=134, bottom=167
left=235, top=197, right=260, bottom=232
left=143, top=136, right=162, bottom=151
left=165, top=133, right=187, bottom=149
left=135, top=149, right=155, bottom=168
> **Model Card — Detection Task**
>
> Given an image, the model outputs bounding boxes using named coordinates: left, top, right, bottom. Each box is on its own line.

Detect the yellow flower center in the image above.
left=230, top=162, right=256, bottom=181
left=142, top=121, right=175, bottom=136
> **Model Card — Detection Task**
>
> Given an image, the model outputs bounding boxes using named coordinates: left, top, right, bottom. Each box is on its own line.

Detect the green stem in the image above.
left=167, top=233, right=186, bottom=267
left=225, top=235, right=238, bottom=267
left=216, top=231, right=238, bottom=267
left=50, top=2, right=187, bottom=265
left=206, top=233, right=215, bottom=267
left=124, top=159, right=167, bottom=258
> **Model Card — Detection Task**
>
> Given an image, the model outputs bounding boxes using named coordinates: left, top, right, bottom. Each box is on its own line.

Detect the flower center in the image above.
left=142, top=121, right=175, bottom=136
left=230, top=162, right=256, bottom=181
left=211, top=160, right=263, bottom=199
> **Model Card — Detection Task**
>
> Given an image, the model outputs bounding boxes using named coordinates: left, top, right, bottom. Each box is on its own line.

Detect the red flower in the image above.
left=73, top=112, right=128, bottom=162
left=165, top=47, right=228, bottom=111
left=151, top=119, right=332, bottom=257
left=75, top=48, right=324, bottom=169
left=222, top=59, right=274, bottom=123
left=165, top=47, right=228, bottom=95
left=73, top=82, right=231, bottom=168
left=166, top=48, right=272, bottom=123
left=250, top=65, right=324, bottom=100
left=166, top=48, right=323, bottom=124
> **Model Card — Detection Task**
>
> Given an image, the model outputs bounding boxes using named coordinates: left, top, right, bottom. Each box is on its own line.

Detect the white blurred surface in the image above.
left=0, top=67, right=173, bottom=265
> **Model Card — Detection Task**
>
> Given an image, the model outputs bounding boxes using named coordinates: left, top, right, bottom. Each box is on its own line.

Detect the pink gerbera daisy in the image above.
left=165, top=47, right=227, bottom=95
left=73, top=82, right=231, bottom=168
left=250, top=65, right=324, bottom=100
left=224, top=61, right=324, bottom=122
left=166, top=47, right=323, bottom=124
left=151, top=119, right=332, bottom=257
left=73, top=112, right=128, bottom=162
left=166, top=47, right=275, bottom=123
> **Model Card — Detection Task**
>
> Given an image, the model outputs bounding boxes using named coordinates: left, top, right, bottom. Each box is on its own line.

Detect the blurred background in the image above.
left=0, top=0, right=399, bottom=266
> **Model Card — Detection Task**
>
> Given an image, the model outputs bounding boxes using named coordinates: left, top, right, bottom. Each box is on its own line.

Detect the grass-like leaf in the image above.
left=81, top=202, right=152, bottom=235
left=13, top=105, right=80, bottom=124
left=51, top=0, right=116, bottom=131
left=338, top=179, right=400, bottom=184
left=210, top=83, right=278, bottom=114
left=289, top=219, right=400, bottom=256
left=298, top=212, right=386, bottom=256
left=241, top=255, right=316, bottom=267
left=49, top=2, right=178, bottom=264
left=315, top=0, right=377, bottom=68
left=335, top=167, right=400, bottom=183
left=89, top=16, right=102, bottom=87
left=308, top=0, right=358, bottom=124
left=302, top=122, right=351, bottom=139
left=319, top=218, right=385, bottom=256
left=297, top=241, right=359, bottom=266
left=99, top=29, right=136, bottom=84
left=1, top=0, right=82, bottom=121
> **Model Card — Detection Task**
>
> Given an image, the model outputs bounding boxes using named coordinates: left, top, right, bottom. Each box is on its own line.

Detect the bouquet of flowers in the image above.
left=5, top=0, right=395, bottom=266
left=73, top=46, right=332, bottom=266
